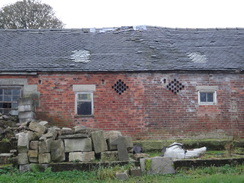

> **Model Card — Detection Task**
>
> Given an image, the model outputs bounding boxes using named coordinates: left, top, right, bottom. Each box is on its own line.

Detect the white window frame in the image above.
left=73, top=84, right=96, bottom=116
left=75, top=92, right=94, bottom=116
left=197, top=86, right=218, bottom=105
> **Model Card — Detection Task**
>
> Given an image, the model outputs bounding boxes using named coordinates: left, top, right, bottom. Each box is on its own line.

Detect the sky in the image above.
left=0, top=0, right=243, bottom=29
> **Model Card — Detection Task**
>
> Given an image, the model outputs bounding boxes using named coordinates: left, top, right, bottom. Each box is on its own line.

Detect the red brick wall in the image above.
left=1, top=72, right=243, bottom=139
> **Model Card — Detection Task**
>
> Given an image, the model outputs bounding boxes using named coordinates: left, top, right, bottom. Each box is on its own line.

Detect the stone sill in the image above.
left=74, top=115, right=94, bottom=118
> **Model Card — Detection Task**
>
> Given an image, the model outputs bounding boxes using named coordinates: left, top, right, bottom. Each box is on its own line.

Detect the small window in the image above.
left=198, top=91, right=217, bottom=105
left=76, top=92, right=93, bottom=115
left=0, top=88, right=21, bottom=114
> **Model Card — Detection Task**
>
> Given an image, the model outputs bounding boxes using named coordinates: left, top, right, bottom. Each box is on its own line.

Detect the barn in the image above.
left=0, top=26, right=243, bottom=139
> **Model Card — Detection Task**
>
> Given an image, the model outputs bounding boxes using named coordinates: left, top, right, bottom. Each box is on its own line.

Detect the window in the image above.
left=198, top=91, right=217, bottom=105
left=76, top=92, right=93, bottom=115
left=0, top=88, right=22, bottom=114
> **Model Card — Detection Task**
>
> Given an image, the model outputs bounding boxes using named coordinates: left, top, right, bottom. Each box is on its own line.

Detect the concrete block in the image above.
left=64, top=138, right=92, bottom=152
left=69, top=152, right=95, bottom=162
left=91, top=130, right=107, bottom=153
left=18, top=153, right=29, bottom=165
left=38, top=153, right=51, bottom=164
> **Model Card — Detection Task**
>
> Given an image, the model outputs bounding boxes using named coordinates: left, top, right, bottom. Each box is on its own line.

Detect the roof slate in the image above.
left=0, top=26, right=243, bottom=72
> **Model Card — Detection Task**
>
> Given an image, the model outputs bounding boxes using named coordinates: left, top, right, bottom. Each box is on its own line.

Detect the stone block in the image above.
left=18, top=112, right=35, bottom=120
left=129, top=167, right=142, bottom=177
left=124, top=136, right=133, bottom=149
left=29, top=121, right=47, bottom=137
left=39, top=121, right=49, bottom=127
left=18, top=105, right=33, bottom=112
left=116, top=171, right=129, bottom=181
left=27, top=131, right=39, bottom=141
left=29, top=141, right=39, bottom=150
left=140, top=157, right=175, bottom=175
left=64, top=138, right=92, bottom=152
left=50, top=139, right=65, bottom=162
left=39, top=139, right=53, bottom=153
left=40, top=127, right=58, bottom=140
left=100, top=151, right=119, bottom=161
left=18, top=97, right=33, bottom=105
left=91, top=130, right=107, bottom=153
left=104, top=131, right=122, bottom=150
left=69, top=152, right=95, bottom=162
left=38, top=153, right=51, bottom=164
left=18, top=153, right=29, bottom=165
left=61, top=127, right=74, bottom=135
left=111, top=136, right=129, bottom=161
left=29, top=157, right=38, bottom=163
left=132, top=153, right=150, bottom=161
left=0, top=153, right=13, bottom=164
left=17, top=132, right=29, bottom=153
left=28, top=150, right=38, bottom=158
left=19, top=164, right=31, bottom=172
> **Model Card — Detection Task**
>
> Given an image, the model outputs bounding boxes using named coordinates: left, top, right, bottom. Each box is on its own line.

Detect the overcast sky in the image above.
left=0, top=0, right=243, bottom=29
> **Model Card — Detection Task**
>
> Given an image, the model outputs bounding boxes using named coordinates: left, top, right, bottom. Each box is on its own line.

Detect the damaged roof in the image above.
left=0, top=26, right=243, bottom=72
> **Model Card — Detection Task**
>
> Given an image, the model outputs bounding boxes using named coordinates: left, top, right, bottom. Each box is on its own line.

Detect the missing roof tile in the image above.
left=70, top=50, right=90, bottom=63
left=187, top=52, right=207, bottom=63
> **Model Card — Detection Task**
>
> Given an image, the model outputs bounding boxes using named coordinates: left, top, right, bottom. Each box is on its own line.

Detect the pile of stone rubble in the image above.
left=16, top=121, right=133, bottom=167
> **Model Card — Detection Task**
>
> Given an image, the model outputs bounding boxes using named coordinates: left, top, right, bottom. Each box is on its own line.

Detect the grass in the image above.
left=0, top=164, right=243, bottom=183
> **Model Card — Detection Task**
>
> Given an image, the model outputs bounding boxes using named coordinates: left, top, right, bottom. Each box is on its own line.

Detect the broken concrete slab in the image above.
left=69, top=152, right=95, bottom=162
left=50, top=139, right=65, bottom=162
left=140, top=157, right=175, bottom=175
left=64, top=138, right=92, bottom=152
left=91, top=130, right=107, bottom=153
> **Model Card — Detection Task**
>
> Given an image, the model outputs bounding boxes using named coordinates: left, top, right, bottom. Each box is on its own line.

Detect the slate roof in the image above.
left=0, top=26, right=243, bottom=72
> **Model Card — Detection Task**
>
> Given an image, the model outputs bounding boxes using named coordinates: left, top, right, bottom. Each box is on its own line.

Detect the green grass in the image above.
left=0, top=164, right=243, bottom=183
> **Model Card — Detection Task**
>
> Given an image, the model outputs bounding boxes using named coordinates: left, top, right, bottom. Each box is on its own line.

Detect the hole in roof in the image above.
left=187, top=52, right=207, bottom=63
left=70, top=50, right=90, bottom=63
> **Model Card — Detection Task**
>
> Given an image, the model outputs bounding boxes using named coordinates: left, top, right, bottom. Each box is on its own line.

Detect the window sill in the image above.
left=74, top=115, right=94, bottom=118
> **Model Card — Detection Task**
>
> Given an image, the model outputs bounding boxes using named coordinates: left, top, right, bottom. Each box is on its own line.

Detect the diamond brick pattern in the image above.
left=166, top=79, right=184, bottom=94
left=112, top=80, right=129, bottom=95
